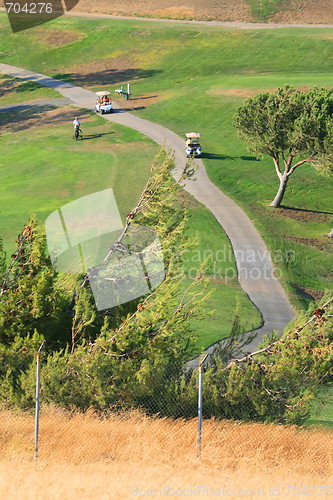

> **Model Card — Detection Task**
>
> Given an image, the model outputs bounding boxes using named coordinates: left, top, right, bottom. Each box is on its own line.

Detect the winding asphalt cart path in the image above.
left=0, top=62, right=295, bottom=354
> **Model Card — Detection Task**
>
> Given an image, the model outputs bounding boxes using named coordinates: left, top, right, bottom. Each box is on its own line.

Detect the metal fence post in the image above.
left=34, top=340, right=45, bottom=462
left=197, top=352, right=208, bottom=459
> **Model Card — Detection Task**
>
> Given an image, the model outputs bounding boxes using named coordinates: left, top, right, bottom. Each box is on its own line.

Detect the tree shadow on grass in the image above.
left=201, top=152, right=233, bottom=160
left=130, top=95, right=159, bottom=101
left=0, top=76, right=49, bottom=100
left=201, top=153, right=261, bottom=162
left=15, top=80, right=45, bottom=93
left=53, top=68, right=162, bottom=87
left=0, top=105, right=91, bottom=132
left=281, top=205, right=333, bottom=216
left=112, top=106, right=146, bottom=113
left=240, top=156, right=261, bottom=162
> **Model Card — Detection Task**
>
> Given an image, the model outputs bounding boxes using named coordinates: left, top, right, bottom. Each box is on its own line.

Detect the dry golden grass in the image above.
left=0, top=408, right=332, bottom=499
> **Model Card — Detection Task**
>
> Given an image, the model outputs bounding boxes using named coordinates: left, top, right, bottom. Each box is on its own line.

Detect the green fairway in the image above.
left=0, top=108, right=156, bottom=252
left=0, top=14, right=331, bottom=325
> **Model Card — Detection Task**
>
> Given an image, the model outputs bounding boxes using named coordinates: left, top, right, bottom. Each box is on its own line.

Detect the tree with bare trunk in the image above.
left=234, top=86, right=333, bottom=208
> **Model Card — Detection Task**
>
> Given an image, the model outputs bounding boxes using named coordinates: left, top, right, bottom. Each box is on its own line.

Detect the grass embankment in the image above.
left=0, top=409, right=332, bottom=499
left=246, top=0, right=289, bottom=21
left=0, top=17, right=331, bottom=310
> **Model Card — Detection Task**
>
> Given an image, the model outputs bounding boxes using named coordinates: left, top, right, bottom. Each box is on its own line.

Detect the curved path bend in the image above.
left=0, top=62, right=295, bottom=354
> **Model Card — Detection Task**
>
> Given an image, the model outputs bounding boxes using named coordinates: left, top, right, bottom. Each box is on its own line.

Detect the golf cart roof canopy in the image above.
left=95, top=91, right=111, bottom=96
left=186, top=132, right=200, bottom=139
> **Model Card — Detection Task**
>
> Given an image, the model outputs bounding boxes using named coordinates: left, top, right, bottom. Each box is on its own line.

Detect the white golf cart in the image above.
left=95, top=91, right=113, bottom=114
left=185, top=132, right=202, bottom=158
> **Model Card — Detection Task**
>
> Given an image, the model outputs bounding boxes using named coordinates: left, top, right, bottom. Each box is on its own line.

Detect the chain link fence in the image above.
left=1, top=347, right=333, bottom=498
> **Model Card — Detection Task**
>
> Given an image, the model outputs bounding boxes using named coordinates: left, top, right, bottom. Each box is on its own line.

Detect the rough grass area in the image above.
left=0, top=408, right=332, bottom=499
left=0, top=106, right=156, bottom=253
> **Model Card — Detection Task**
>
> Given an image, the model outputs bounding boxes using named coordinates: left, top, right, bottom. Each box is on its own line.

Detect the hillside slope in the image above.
left=272, top=0, right=333, bottom=24
left=1, top=0, right=333, bottom=24
left=68, top=0, right=333, bottom=24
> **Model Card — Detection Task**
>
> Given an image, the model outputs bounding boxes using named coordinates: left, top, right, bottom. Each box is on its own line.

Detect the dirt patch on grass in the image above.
left=176, top=189, right=201, bottom=209
left=271, top=0, right=333, bottom=24
left=0, top=106, right=92, bottom=134
left=286, top=235, right=333, bottom=252
left=34, top=30, right=81, bottom=47
left=0, top=76, right=20, bottom=99
left=253, top=204, right=332, bottom=252
left=209, top=86, right=313, bottom=99
left=277, top=206, right=332, bottom=223
left=253, top=204, right=331, bottom=224
left=209, top=88, right=260, bottom=98
left=70, top=57, right=134, bottom=77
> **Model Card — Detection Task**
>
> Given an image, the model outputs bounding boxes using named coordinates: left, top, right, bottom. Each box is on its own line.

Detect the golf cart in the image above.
left=95, top=91, right=113, bottom=114
left=185, top=133, right=202, bottom=158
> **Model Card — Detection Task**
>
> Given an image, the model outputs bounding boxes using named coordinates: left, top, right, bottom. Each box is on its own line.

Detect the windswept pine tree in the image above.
left=0, top=150, right=208, bottom=411
left=0, top=217, right=67, bottom=345
left=234, top=86, right=333, bottom=207
left=199, top=293, right=333, bottom=424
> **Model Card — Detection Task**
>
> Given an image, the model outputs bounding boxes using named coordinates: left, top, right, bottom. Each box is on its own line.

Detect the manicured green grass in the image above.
left=0, top=109, right=156, bottom=252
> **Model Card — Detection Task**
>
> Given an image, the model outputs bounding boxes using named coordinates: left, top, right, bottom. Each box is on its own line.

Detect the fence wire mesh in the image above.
left=0, top=349, right=333, bottom=499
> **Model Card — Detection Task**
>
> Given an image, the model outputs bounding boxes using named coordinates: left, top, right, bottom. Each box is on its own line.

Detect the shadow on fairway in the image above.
left=240, top=156, right=260, bottom=162
left=0, top=105, right=92, bottom=132
left=52, top=69, right=162, bottom=87
left=82, top=132, right=114, bottom=140
left=201, top=152, right=234, bottom=160
left=281, top=206, right=333, bottom=216
left=200, top=153, right=261, bottom=162
left=0, top=76, right=45, bottom=98
left=131, top=95, right=159, bottom=101
left=112, top=107, right=146, bottom=113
